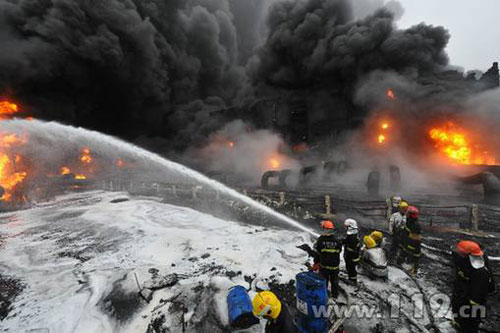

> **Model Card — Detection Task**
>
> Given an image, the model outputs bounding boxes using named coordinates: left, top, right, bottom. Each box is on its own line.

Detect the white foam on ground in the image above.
left=1, top=191, right=461, bottom=333
left=0, top=191, right=311, bottom=332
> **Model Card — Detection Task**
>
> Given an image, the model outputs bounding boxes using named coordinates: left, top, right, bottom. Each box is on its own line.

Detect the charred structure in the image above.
left=218, top=60, right=500, bottom=149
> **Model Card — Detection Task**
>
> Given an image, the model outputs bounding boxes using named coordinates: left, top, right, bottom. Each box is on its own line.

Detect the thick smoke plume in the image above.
left=0, top=0, right=498, bottom=185
left=251, top=0, right=449, bottom=95
left=0, top=0, right=451, bottom=140
left=0, top=0, right=268, bottom=144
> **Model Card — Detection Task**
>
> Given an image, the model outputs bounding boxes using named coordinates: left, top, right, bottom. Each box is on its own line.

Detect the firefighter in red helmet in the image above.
left=397, top=206, right=422, bottom=276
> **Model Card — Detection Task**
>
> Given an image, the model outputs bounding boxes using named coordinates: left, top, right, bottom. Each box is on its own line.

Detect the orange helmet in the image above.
left=456, top=240, right=483, bottom=257
left=321, top=220, right=334, bottom=230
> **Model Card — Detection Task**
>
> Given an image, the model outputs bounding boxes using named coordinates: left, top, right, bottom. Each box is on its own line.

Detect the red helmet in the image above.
left=407, top=206, right=419, bottom=219
left=321, top=220, right=334, bottom=230
left=456, top=240, right=483, bottom=257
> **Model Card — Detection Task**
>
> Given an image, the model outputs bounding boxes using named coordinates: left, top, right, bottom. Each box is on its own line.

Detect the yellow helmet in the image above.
left=370, top=231, right=383, bottom=244
left=399, top=201, right=409, bottom=209
left=364, top=235, right=377, bottom=249
left=252, top=291, right=282, bottom=319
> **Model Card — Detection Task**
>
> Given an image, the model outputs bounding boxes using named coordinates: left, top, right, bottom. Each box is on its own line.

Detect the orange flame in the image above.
left=387, top=89, right=395, bottom=100
left=61, top=167, right=71, bottom=175
left=269, top=158, right=281, bottom=170
left=0, top=134, right=26, bottom=148
left=116, top=158, right=124, bottom=168
left=0, top=154, right=27, bottom=200
left=0, top=101, right=28, bottom=200
left=228, top=141, right=235, bottom=148
left=60, top=166, right=87, bottom=180
left=429, top=123, right=496, bottom=165
left=376, top=121, right=390, bottom=145
left=57, top=148, right=94, bottom=182
left=80, top=148, right=92, bottom=164
left=0, top=101, right=19, bottom=120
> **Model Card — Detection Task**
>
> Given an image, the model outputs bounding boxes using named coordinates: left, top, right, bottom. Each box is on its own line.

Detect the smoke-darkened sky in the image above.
left=0, top=0, right=497, bottom=155
left=396, top=0, right=499, bottom=71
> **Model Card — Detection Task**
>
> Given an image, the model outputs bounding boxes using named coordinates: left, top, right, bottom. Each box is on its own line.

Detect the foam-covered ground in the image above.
left=0, top=191, right=468, bottom=332
left=0, top=191, right=315, bottom=332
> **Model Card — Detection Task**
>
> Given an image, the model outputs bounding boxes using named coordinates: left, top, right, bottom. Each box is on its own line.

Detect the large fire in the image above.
left=0, top=101, right=19, bottom=120
left=0, top=100, right=106, bottom=202
left=0, top=154, right=27, bottom=201
left=0, top=100, right=28, bottom=200
left=429, top=122, right=497, bottom=165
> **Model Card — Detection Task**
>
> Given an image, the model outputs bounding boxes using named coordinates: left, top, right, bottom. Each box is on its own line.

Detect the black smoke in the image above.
left=0, top=0, right=260, bottom=143
left=0, top=0, right=495, bottom=156
left=250, top=0, right=450, bottom=97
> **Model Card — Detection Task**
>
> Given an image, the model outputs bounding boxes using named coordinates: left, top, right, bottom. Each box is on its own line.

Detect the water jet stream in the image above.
left=1, top=119, right=319, bottom=237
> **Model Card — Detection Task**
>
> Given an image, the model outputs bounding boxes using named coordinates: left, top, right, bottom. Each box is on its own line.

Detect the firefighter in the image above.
left=389, top=201, right=408, bottom=257
left=362, top=233, right=389, bottom=280
left=397, top=206, right=421, bottom=276
left=315, top=220, right=343, bottom=298
left=343, top=219, right=362, bottom=284
left=369, top=230, right=385, bottom=247
left=389, top=195, right=403, bottom=214
left=252, top=291, right=297, bottom=333
left=452, top=241, right=496, bottom=333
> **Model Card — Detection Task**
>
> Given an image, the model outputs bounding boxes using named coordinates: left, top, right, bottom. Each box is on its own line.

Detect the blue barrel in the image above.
left=227, top=285, right=259, bottom=329
left=296, top=272, right=328, bottom=333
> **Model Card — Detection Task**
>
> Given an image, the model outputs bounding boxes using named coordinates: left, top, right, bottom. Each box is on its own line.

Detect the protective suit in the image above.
left=343, top=219, right=361, bottom=283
